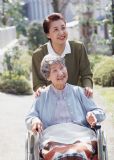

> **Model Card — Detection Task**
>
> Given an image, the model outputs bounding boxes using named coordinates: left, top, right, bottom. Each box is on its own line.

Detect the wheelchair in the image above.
left=25, top=124, right=108, bottom=160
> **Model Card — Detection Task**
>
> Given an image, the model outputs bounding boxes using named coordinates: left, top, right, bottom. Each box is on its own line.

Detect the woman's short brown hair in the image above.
left=43, top=13, right=66, bottom=34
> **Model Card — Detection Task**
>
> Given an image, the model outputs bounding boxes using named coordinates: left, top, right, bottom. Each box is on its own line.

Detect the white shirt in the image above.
left=47, top=41, right=71, bottom=58
left=51, top=85, right=72, bottom=124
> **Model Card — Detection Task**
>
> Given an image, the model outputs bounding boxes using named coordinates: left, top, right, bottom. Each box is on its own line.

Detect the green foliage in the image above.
left=93, top=57, right=114, bottom=86
left=27, top=21, right=47, bottom=51
left=0, top=73, right=32, bottom=95
left=3, top=45, right=31, bottom=79
left=3, top=45, right=21, bottom=71
left=51, top=0, right=59, bottom=12
left=4, top=1, right=29, bottom=36
left=14, top=52, right=32, bottom=79
left=88, top=54, right=108, bottom=71
left=1, top=44, right=32, bottom=94
left=95, top=85, right=114, bottom=123
left=104, top=1, right=114, bottom=55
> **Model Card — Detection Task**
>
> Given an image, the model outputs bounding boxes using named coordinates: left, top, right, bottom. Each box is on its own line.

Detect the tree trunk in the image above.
left=51, top=0, right=69, bottom=15
left=51, top=0, right=59, bottom=12
left=112, top=0, right=114, bottom=55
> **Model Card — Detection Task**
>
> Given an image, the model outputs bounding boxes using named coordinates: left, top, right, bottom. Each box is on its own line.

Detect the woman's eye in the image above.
left=52, top=69, right=57, bottom=73
left=62, top=26, right=66, bottom=30
left=60, top=65, right=64, bottom=70
left=60, top=66, right=63, bottom=70
left=53, top=28, right=58, bottom=32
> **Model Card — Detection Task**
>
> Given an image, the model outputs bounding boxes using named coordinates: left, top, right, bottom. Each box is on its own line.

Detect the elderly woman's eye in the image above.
left=60, top=65, right=64, bottom=70
left=53, top=28, right=58, bottom=32
left=61, top=25, right=66, bottom=30
left=52, top=69, right=57, bottom=73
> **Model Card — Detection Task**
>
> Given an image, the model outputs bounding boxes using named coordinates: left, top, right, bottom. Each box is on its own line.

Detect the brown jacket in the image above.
left=32, top=41, right=93, bottom=91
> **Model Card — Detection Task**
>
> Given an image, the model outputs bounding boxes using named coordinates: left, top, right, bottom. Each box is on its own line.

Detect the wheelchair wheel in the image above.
left=25, top=132, right=35, bottom=160
left=97, top=129, right=108, bottom=160
left=103, top=132, right=108, bottom=160
left=25, top=132, right=42, bottom=160
left=25, top=134, right=28, bottom=160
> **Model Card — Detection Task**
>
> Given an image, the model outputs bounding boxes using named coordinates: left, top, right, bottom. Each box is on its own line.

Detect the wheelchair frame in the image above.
left=25, top=125, right=108, bottom=160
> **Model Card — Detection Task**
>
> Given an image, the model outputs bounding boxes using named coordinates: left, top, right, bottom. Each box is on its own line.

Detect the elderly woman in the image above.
left=26, top=55, right=105, bottom=160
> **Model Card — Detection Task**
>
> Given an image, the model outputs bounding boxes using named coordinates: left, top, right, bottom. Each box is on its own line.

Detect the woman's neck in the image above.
left=52, top=83, right=66, bottom=90
left=51, top=42, right=65, bottom=55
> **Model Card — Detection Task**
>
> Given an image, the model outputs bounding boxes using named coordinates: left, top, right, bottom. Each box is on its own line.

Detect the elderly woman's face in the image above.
left=48, top=62, right=68, bottom=89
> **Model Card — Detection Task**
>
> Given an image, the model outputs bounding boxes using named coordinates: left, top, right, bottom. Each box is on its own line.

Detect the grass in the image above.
left=95, top=85, right=114, bottom=123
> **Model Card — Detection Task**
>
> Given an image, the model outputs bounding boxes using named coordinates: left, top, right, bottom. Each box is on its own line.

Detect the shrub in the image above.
left=1, top=43, right=32, bottom=94
left=88, top=54, right=108, bottom=71
left=27, top=21, right=47, bottom=51
left=3, top=45, right=31, bottom=79
left=13, top=51, right=32, bottom=79
left=0, top=73, right=33, bottom=95
left=93, top=58, right=114, bottom=86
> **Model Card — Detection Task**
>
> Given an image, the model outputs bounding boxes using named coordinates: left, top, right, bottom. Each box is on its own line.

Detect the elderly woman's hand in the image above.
left=32, top=120, right=43, bottom=133
left=35, top=86, right=46, bottom=97
left=84, top=87, right=93, bottom=97
left=86, top=112, right=97, bottom=128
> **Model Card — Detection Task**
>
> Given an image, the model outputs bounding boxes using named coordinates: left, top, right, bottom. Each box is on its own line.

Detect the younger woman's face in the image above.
left=47, top=20, right=68, bottom=45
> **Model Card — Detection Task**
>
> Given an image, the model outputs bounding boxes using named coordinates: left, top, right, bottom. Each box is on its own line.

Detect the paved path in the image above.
left=0, top=90, right=114, bottom=160
left=0, top=92, right=34, bottom=160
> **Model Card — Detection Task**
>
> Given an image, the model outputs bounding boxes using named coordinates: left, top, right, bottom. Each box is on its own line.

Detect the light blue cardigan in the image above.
left=25, top=84, right=105, bottom=130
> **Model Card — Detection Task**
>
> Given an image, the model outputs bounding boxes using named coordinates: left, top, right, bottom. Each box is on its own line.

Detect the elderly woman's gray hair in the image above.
left=40, top=55, right=65, bottom=79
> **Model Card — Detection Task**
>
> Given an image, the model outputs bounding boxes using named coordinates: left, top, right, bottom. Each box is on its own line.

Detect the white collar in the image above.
left=47, top=41, right=71, bottom=58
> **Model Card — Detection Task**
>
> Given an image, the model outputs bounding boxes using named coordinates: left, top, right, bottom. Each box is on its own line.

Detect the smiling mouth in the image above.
left=57, top=79, right=64, bottom=81
left=58, top=36, right=66, bottom=40
left=57, top=76, right=66, bottom=80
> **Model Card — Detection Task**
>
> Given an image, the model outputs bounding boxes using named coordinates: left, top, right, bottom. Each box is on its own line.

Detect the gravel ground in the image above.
left=0, top=89, right=114, bottom=160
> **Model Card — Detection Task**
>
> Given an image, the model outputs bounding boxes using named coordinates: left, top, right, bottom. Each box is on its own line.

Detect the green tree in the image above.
left=104, top=1, right=114, bottom=55
left=8, top=2, right=29, bottom=36
left=27, top=21, right=47, bottom=51
left=51, top=0, right=69, bottom=15
left=51, top=0, right=59, bottom=12
left=111, top=0, right=114, bottom=55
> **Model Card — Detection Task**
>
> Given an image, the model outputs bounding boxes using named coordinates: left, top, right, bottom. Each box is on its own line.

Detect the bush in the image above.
left=27, top=21, right=47, bottom=51
left=3, top=45, right=31, bottom=79
left=1, top=43, right=32, bottom=94
left=88, top=54, right=108, bottom=71
left=93, top=58, right=114, bottom=86
left=0, top=73, right=33, bottom=95
left=13, top=51, right=32, bottom=79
